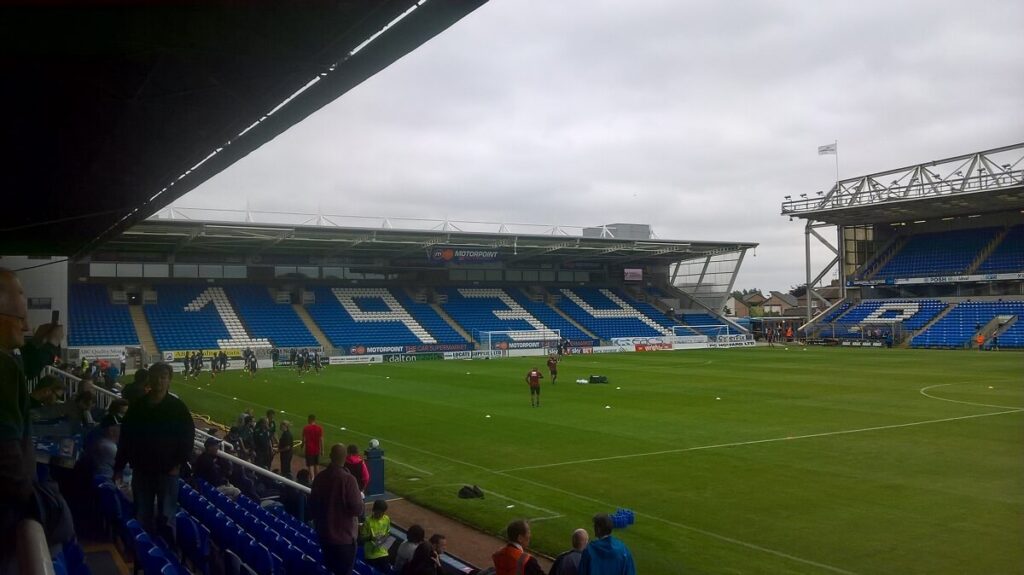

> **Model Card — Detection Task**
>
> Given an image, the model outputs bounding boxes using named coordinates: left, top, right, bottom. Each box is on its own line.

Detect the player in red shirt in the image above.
left=525, top=368, right=543, bottom=407
left=302, top=414, right=325, bottom=478
left=546, top=354, right=559, bottom=385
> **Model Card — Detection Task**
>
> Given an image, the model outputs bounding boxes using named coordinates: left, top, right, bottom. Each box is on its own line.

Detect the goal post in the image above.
left=478, top=328, right=561, bottom=352
left=672, top=324, right=731, bottom=338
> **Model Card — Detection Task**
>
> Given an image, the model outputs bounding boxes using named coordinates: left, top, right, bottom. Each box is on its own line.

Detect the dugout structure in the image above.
left=781, top=142, right=1024, bottom=327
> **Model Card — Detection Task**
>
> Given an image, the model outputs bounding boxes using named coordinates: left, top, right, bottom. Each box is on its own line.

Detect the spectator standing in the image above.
left=239, top=415, right=255, bottom=459
left=236, top=408, right=253, bottom=429
left=343, top=443, right=370, bottom=493
left=253, top=418, right=272, bottom=469
left=310, top=444, right=364, bottom=575
left=265, top=409, right=278, bottom=446
left=549, top=529, right=588, bottom=575
left=359, top=499, right=392, bottom=573
left=0, top=268, right=37, bottom=567
left=578, top=514, right=635, bottom=575
left=278, top=421, right=294, bottom=478
left=302, top=414, right=324, bottom=477
left=114, top=362, right=195, bottom=534
left=120, top=367, right=149, bottom=403
left=394, top=524, right=425, bottom=572
left=493, top=519, right=544, bottom=575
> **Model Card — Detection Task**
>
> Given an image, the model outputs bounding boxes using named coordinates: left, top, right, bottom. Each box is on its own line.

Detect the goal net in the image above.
left=478, top=329, right=561, bottom=352
left=672, top=324, right=732, bottom=338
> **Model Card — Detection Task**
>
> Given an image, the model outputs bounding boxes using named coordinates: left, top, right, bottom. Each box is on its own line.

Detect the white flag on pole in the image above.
left=818, top=143, right=837, bottom=155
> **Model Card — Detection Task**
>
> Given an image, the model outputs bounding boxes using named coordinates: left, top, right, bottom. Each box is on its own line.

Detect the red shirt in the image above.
left=546, top=358, right=558, bottom=372
left=302, top=423, right=323, bottom=455
left=526, top=370, right=542, bottom=387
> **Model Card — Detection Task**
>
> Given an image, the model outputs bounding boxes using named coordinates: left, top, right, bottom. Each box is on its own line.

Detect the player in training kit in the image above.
left=546, top=354, right=559, bottom=384
left=247, top=352, right=258, bottom=378
left=525, top=367, right=543, bottom=407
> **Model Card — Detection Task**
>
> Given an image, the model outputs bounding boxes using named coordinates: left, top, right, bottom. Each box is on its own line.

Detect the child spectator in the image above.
left=360, top=499, right=392, bottom=573
left=344, top=443, right=370, bottom=493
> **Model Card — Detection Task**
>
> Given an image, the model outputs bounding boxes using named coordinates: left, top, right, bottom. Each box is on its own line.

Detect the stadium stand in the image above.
left=67, top=284, right=139, bottom=347
left=977, top=225, right=1024, bottom=273
left=824, top=299, right=947, bottom=337
left=145, top=285, right=271, bottom=352
left=911, top=300, right=1024, bottom=348
left=439, top=287, right=559, bottom=342
left=818, top=301, right=853, bottom=324
left=392, top=290, right=469, bottom=344
left=304, top=286, right=439, bottom=349
left=223, top=285, right=319, bottom=348
left=873, top=227, right=999, bottom=279
left=505, top=289, right=592, bottom=341
left=553, top=287, right=670, bottom=338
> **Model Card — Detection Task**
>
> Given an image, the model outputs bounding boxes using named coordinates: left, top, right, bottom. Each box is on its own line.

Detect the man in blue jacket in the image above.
left=578, top=513, right=636, bottom=575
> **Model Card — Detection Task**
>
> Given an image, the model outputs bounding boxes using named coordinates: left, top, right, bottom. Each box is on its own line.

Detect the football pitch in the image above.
left=173, top=347, right=1024, bottom=574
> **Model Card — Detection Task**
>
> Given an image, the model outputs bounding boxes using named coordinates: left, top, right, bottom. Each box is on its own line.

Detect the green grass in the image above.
left=173, top=347, right=1024, bottom=574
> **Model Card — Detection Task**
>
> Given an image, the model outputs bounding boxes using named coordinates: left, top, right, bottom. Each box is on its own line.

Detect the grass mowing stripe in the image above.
left=497, top=405, right=1024, bottom=473
left=171, top=348, right=1024, bottom=574
left=179, top=376, right=860, bottom=574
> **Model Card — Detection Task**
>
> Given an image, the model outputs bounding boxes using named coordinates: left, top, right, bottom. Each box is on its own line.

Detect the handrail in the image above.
left=213, top=448, right=311, bottom=494
left=43, top=365, right=235, bottom=449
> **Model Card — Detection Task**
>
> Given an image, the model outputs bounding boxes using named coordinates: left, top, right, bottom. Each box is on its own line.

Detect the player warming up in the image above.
left=525, top=367, right=543, bottom=407
left=546, top=354, right=559, bottom=385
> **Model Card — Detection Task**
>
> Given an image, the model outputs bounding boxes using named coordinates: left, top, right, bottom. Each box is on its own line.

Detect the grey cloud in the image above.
left=182, top=0, right=1024, bottom=292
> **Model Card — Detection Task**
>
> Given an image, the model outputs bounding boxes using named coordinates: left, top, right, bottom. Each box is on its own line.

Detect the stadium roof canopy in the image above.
left=781, top=143, right=1024, bottom=226
left=95, top=210, right=757, bottom=267
left=0, top=0, right=488, bottom=257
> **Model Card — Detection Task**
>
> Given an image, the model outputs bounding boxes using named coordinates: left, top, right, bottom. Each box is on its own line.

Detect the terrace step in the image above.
left=292, top=304, right=333, bottom=351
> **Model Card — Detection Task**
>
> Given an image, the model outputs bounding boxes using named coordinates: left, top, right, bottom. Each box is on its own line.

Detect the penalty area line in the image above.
left=498, top=408, right=1024, bottom=473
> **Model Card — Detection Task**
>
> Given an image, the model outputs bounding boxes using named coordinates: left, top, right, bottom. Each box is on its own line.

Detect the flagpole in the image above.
left=833, top=139, right=839, bottom=190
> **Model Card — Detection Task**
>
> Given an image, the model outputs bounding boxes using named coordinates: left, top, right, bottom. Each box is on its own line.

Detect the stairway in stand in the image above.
left=128, top=305, right=158, bottom=361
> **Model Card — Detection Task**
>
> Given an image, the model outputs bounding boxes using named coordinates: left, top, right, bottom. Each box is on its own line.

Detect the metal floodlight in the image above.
left=799, top=193, right=807, bottom=198
left=784, top=195, right=792, bottom=200
left=816, top=191, right=824, bottom=196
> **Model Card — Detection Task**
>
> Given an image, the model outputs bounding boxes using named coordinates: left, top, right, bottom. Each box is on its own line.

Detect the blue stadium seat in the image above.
left=145, top=285, right=271, bottom=352
left=553, top=288, right=669, bottom=338
left=977, top=225, right=1024, bottom=273
left=68, top=284, right=139, bottom=347
left=912, top=300, right=1024, bottom=348
left=223, top=285, right=319, bottom=348
left=305, top=287, right=447, bottom=349
left=875, top=228, right=999, bottom=279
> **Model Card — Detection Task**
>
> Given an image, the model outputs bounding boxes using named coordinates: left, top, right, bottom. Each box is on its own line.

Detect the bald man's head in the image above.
left=0, top=268, right=28, bottom=351
left=572, top=528, right=589, bottom=550
left=329, top=444, right=347, bottom=464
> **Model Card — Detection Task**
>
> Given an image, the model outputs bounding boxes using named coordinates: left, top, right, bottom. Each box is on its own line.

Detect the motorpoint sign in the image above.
left=428, top=246, right=500, bottom=263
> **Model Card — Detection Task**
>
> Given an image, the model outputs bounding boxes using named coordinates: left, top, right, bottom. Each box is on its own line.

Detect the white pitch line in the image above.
left=384, top=457, right=434, bottom=476
left=919, top=383, right=1024, bottom=410
left=175, top=378, right=856, bottom=572
left=498, top=408, right=1024, bottom=473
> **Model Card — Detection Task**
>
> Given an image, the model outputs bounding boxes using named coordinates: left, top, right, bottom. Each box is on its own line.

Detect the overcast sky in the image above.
left=178, top=0, right=1024, bottom=293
